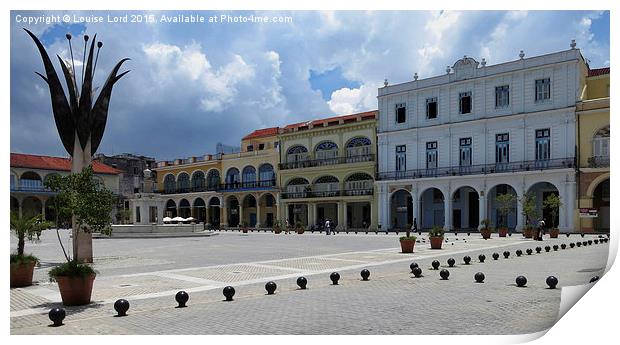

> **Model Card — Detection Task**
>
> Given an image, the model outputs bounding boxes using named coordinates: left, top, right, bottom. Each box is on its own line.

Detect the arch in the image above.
left=526, top=181, right=560, bottom=229
left=206, top=169, right=221, bottom=190
left=592, top=177, right=610, bottom=232
left=242, top=194, right=257, bottom=208
left=287, top=145, right=308, bottom=154
left=390, top=189, right=413, bottom=229
left=452, top=186, right=479, bottom=230
left=191, top=170, right=205, bottom=191
left=226, top=168, right=240, bottom=184
left=10, top=196, right=19, bottom=213
left=193, top=197, right=206, bottom=208
left=314, top=175, right=339, bottom=184
left=242, top=166, right=257, bottom=186
left=592, top=125, right=610, bottom=139
left=43, top=172, right=61, bottom=184
left=259, top=192, right=276, bottom=205
left=451, top=185, right=478, bottom=200
left=587, top=172, right=611, bottom=198
left=345, top=172, right=373, bottom=182
left=258, top=163, right=275, bottom=184
left=20, top=171, right=43, bottom=190
left=286, top=177, right=310, bottom=187
left=419, top=187, right=445, bottom=229
left=178, top=198, right=191, bottom=218
left=226, top=195, right=240, bottom=227
left=346, top=136, right=372, bottom=148
left=163, top=174, right=176, bottom=193
left=176, top=173, right=190, bottom=192
left=208, top=196, right=221, bottom=207
left=315, top=141, right=338, bottom=151
left=487, top=184, right=518, bottom=230
left=165, top=199, right=177, bottom=218
left=344, top=172, right=374, bottom=195
left=192, top=197, right=206, bottom=223
left=21, top=196, right=42, bottom=218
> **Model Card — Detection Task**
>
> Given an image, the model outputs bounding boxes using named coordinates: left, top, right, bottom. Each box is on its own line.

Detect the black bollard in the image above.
left=432, top=260, right=440, bottom=270
left=594, top=239, right=599, bottom=244
left=516, top=249, right=523, bottom=257
left=223, top=286, right=235, bottom=301
left=175, top=291, right=189, bottom=308
left=440, top=269, right=450, bottom=280
left=526, top=248, right=533, bottom=255
left=265, top=281, right=277, bottom=295
left=297, top=276, right=308, bottom=289
left=582, top=241, right=588, bottom=246
left=474, top=272, right=485, bottom=283
left=360, top=269, right=370, bottom=281
left=576, top=242, right=582, bottom=247
left=588, top=240, right=593, bottom=245
left=463, top=256, right=471, bottom=265
left=561, top=243, right=566, bottom=249
left=492, top=252, right=500, bottom=260
left=546, top=276, right=558, bottom=289
left=447, top=258, right=455, bottom=267
left=410, top=262, right=419, bottom=272
left=553, top=245, right=559, bottom=251
left=330, top=272, right=340, bottom=285
left=503, top=251, right=510, bottom=259
left=516, top=275, right=527, bottom=287
left=478, top=254, right=486, bottom=263
left=590, top=276, right=599, bottom=283
left=412, top=266, right=423, bottom=278
left=535, top=247, right=542, bottom=253
left=570, top=242, right=575, bottom=248
left=114, top=299, right=129, bottom=316
left=545, top=246, right=551, bottom=252
left=48, top=308, right=65, bottom=327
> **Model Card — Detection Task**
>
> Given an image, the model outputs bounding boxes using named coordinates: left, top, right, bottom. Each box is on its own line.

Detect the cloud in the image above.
left=327, top=82, right=378, bottom=114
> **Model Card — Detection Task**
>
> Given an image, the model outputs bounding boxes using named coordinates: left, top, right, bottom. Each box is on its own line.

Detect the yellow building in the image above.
left=277, top=111, right=378, bottom=231
left=577, top=67, right=609, bottom=232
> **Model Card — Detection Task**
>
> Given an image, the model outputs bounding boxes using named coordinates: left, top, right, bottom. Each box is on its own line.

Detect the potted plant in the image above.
left=295, top=221, right=305, bottom=234
left=496, top=193, right=517, bottom=237
left=44, top=166, right=115, bottom=306
left=429, top=225, right=445, bottom=249
left=241, top=221, right=249, bottom=233
left=399, top=226, right=416, bottom=253
left=522, top=225, right=534, bottom=238
left=543, top=194, right=562, bottom=238
left=10, top=213, right=52, bottom=288
left=273, top=220, right=282, bottom=234
left=520, top=192, right=539, bottom=239
left=479, top=218, right=492, bottom=239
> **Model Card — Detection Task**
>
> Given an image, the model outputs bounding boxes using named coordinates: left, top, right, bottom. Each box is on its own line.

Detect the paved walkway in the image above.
left=10, top=231, right=609, bottom=334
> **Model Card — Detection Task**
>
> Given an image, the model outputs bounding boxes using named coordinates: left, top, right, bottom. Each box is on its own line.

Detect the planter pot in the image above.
left=549, top=228, right=560, bottom=238
left=480, top=230, right=491, bottom=239
left=10, top=261, right=37, bottom=288
left=400, top=239, right=415, bottom=253
left=523, top=228, right=533, bottom=238
left=274, top=228, right=282, bottom=234
left=296, top=228, right=305, bottom=234
left=498, top=228, right=508, bottom=237
left=55, top=274, right=96, bottom=306
left=242, top=228, right=248, bottom=233
left=429, top=236, right=444, bottom=249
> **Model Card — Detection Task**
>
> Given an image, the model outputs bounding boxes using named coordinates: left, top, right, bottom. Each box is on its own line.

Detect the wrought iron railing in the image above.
left=377, top=158, right=576, bottom=181
left=281, top=188, right=373, bottom=199
left=588, top=156, right=610, bottom=168
left=278, top=154, right=374, bottom=170
left=156, top=179, right=277, bottom=194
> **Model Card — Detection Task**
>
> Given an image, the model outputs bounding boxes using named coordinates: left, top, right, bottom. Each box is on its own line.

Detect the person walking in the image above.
left=325, top=219, right=331, bottom=235
left=537, top=219, right=545, bottom=241
left=285, top=219, right=290, bottom=234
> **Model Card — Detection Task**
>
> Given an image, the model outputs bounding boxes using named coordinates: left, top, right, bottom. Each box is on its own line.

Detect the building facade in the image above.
left=576, top=67, right=610, bottom=232
left=376, top=47, right=589, bottom=232
left=10, top=153, right=121, bottom=222
left=278, top=111, right=378, bottom=231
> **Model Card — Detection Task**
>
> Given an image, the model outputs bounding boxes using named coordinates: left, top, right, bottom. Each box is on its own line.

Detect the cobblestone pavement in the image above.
left=10, top=231, right=610, bottom=334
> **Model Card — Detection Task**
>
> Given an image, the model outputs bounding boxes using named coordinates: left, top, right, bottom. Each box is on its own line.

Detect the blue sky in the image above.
left=10, top=10, right=610, bottom=161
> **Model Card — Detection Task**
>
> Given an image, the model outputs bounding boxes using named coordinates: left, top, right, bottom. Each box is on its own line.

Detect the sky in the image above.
left=10, top=10, right=610, bottom=161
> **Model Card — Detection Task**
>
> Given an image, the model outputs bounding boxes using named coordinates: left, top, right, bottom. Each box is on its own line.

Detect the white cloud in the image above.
left=327, top=82, right=377, bottom=114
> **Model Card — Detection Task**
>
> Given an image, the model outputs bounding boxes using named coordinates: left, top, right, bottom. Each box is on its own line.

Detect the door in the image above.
left=453, top=209, right=462, bottom=229
left=468, top=192, right=479, bottom=229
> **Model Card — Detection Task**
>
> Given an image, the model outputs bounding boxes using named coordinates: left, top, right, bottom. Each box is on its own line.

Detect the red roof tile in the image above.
left=11, top=153, right=121, bottom=175
left=242, top=127, right=279, bottom=140
left=283, top=110, right=377, bottom=131
left=589, top=67, right=610, bottom=77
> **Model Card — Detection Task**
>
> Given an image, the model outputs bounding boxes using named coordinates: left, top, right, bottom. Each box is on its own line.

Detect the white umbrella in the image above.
left=185, top=217, right=195, bottom=222
left=163, top=217, right=172, bottom=223
left=172, top=217, right=185, bottom=222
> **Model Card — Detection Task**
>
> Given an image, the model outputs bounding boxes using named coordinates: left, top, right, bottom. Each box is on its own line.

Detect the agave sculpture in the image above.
left=24, top=28, right=129, bottom=172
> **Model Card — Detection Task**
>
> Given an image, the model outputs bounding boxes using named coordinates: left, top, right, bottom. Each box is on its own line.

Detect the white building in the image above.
left=376, top=46, right=588, bottom=233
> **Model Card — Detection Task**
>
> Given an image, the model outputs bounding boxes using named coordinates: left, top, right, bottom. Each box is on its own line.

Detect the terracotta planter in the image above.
left=274, top=228, right=282, bottom=234
left=296, top=228, right=305, bottom=234
left=242, top=228, right=248, bottom=233
left=10, top=261, right=37, bottom=288
left=55, top=274, right=96, bottom=306
left=549, top=228, right=559, bottom=238
left=498, top=228, right=508, bottom=237
left=400, top=238, right=415, bottom=253
left=480, top=230, right=492, bottom=239
left=429, top=236, right=443, bottom=249
left=523, top=228, right=533, bottom=238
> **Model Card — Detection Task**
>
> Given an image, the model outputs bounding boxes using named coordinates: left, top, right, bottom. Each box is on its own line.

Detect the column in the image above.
left=378, top=185, right=388, bottom=230
left=205, top=206, right=210, bottom=225
left=337, top=201, right=345, bottom=231
left=308, top=203, right=315, bottom=227
left=157, top=203, right=164, bottom=225
left=131, top=202, right=137, bottom=224
left=444, top=196, right=452, bottom=232
left=565, top=181, right=576, bottom=232
left=256, top=201, right=262, bottom=228
left=370, top=198, right=377, bottom=230
left=343, top=202, right=348, bottom=230
left=238, top=204, right=244, bottom=227
left=140, top=203, right=148, bottom=225
left=478, top=192, right=486, bottom=230
left=41, top=197, right=46, bottom=220
left=516, top=191, right=524, bottom=231
left=221, top=202, right=228, bottom=227
left=410, top=189, right=419, bottom=230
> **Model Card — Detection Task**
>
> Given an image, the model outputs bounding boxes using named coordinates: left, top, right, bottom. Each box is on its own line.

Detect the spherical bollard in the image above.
left=440, top=269, right=450, bottom=280
left=492, top=252, right=499, bottom=260
left=535, top=247, right=542, bottom=253
left=516, top=249, right=522, bottom=257
left=553, top=245, right=559, bottom=251
left=175, top=291, right=189, bottom=308
left=561, top=244, right=566, bottom=250
left=297, top=276, right=308, bottom=289
left=570, top=242, right=575, bottom=248
left=546, top=276, right=558, bottom=289
left=114, top=299, right=129, bottom=316
left=360, top=269, right=370, bottom=281
left=594, top=239, right=599, bottom=244
left=48, top=307, right=65, bottom=327
left=588, top=240, right=592, bottom=245
left=590, top=276, right=599, bottom=283
left=576, top=242, right=582, bottom=247
left=410, top=262, right=419, bottom=272
left=463, top=256, right=471, bottom=265
left=447, top=258, right=456, bottom=267
left=545, top=246, right=551, bottom=252
left=566, top=233, right=570, bottom=237
left=412, top=266, right=423, bottom=278
left=515, top=275, right=527, bottom=287
left=265, top=281, right=277, bottom=295
left=526, top=248, right=532, bottom=255
left=582, top=241, right=587, bottom=246
left=330, top=272, right=340, bottom=285
left=474, top=272, right=485, bottom=283
left=432, top=260, right=440, bottom=270
left=503, top=251, right=510, bottom=259
left=478, top=254, right=486, bottom=263
left=581, top=233, right=585, bottom=238
left=223, top=286, right=235, bottom=301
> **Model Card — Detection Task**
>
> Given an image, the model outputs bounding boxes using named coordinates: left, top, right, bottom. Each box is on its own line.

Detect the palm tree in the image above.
left=11, top=212, right=52, bottom=257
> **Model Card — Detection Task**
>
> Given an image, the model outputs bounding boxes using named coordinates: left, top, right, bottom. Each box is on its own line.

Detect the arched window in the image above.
left=242, top=166, right=256, bottom=187
left=191, top=171, right=205, bottom=191
left=315, top=141, right=339, bottom=161
left=346, top=137, right=372, bottom=160
left=286, top=145, right=309, bottom=163
left=20, top=171, right=42, bottom=191
left=226, top=168, right=240, bottom=188
left=593, top=126, right=610, bottom=157
left=285, top=177, right=310, bottom=197
left=164, top=174, right=176, bottom=193
left=344, top=173, right=374, bottom=195
left=314, top=175, right=339, bottom=195
left=206, top=170, right=220, bottom=190
left=177, top=173, right=190, bottom=193
left=258, top=164, right=275, bottom=186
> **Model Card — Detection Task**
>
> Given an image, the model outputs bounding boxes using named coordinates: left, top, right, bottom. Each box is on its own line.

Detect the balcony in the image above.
left=377, top=158, right=576, bottom=181
left=11, top=185, right=120, bottom=195
left=588, top=156, right=610, bottom=168
left=281, top=188, right=373, bottom=199
left=279, top=154, right=374, bottom=170
left=157, top=179, right=277, bottom=194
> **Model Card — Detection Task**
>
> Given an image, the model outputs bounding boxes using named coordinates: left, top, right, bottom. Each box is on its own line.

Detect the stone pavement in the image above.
left=10, top=231, right=609, bottom=334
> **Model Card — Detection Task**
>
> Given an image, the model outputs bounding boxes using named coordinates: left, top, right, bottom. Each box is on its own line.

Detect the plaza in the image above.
left=10, top=230, right=608, bottom=334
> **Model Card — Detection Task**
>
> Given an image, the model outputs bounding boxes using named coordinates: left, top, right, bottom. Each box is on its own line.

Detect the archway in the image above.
left=258, top=164, right=275, bottom=187
left=227, top=196, right=240, bottom=227
left=206, top=169, right=221, bottom=190
left=526, top=182, right=560, bottom=229
left=242, top=166, right=257, bottom=188
left=487, top=184, right=518, bottom=230
left=165, top=199, right=177, bottom=218
left=242, top=194, right=257, bottom=227
left=592, top=178, right=609, bottom=232
left=208, top=197, right=221, bottom=226
left=193, top=198, right=206, bottom=223
left=20, top=171, right=42, bottom=191
left=225, top=168, right=240, bottom=189
left=177, top=173, right=190, bottom=193
left=191, top=171, right=205, bottom=192
left=178, top=199, right=191, bottom=219
left=419, top=188, right=444, bottom=229
left=452, top=186, right=479, bottom=230
left=390, top=190, right=412, bottom=229
left=10, top=196, right=19, bottom=214
left=22, top=196, right=42, bottom=218
left=259, top=193, right=276, bottom=227
left=163, top=174, right=176, bottom=194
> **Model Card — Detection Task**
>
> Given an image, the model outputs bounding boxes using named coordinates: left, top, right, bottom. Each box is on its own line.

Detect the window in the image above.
left=535, top=129, right=550, bottom=161
left=495, top=85, right=510, bottom=108
left=495, top=133, right=510, bottom=164
left=593, top=126, right=610, bottom=157
left=135, top=207, right=141, bottom=223
left=535, top=78, right=551, bottom=102
left=247, top=145, right=254, bottom=152
left=426, top=97, right=438, bottom=119
left=395, top=103, right=407, bottom=123
left=459, top=138, right=472, bottom=167
left=258, top=143, right=265, bottom=150
left=426, top=141, right=438, bottom=169
left=459, top=92, right=472, bottom=114
left=395, top=145, right=406, bottom=171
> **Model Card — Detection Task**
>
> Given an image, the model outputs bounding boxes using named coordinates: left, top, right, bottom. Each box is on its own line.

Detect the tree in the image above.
left=543, top=193, right=563, bottom=228
left=496, top=193, right=517, bottom=228
left=520, top=192, right=539, bottom=228
left=10, top=213, right=53, bottom=257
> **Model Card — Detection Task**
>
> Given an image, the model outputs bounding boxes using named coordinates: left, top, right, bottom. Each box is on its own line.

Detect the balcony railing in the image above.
left=157, top=179, right=277, bottom=194
left=281, top=188, right=373, bottom=199
left=279, top=154, right=374, bottom=170
left=588, top=156, right=610, bottom=168
left=377, top=158, right=576, bottom=181
left=11, top=186, right=120, bottom=195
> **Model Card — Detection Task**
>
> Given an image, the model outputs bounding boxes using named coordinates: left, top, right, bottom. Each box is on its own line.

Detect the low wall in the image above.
left=111, top=223, right=205, bottom=234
